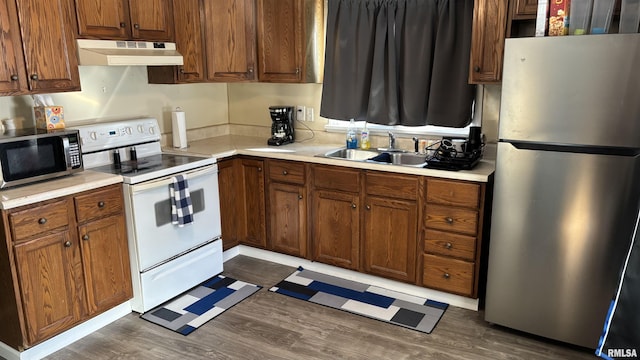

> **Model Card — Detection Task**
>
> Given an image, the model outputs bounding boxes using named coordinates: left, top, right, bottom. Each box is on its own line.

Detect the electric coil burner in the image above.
left=73, top=117, right=223, bottom=313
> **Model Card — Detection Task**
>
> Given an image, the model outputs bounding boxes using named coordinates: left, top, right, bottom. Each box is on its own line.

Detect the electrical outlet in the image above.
left=296, top=105, right=306, bottom=121
left=305, top=107, right=314, bottom=122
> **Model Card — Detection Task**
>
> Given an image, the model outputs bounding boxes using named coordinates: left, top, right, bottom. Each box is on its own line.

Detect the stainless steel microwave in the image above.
left=0, top=129, right=83, bottom=189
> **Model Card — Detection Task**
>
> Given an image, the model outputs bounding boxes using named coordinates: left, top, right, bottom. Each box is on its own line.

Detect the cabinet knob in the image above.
left=351, top=203, right=357, bottom=209
left=298, top=194, right=303, bottom=200
left=258, top=167, right=262, bottom=172
left=445, top=217, right=454, bottom=224
left=443, top=273, right=450, bottom=279
left=64, top=241, right=72, bottom=248
left=133, top=23, right=140, bottom=30
left=295, top=67, right=300, bottom=74
left=30, top=74, right=38, bottom=81
left=445, top=242, right=453, bottom=249
left=248, top=66, right=254, bottom=73
left=366, top=205, right=371, bottom=210
left=282, top=170, right=288, bottom=175
left=38, top=218, right=47, bottom=225
left=474, top=66, right=480, bottom=73
left=82, top=234, right=90, bottom=241
left=98, top=201, right=105, bottom=208
left=10, top=75, right=18, bottom=81
left=120, top=22, right=126, bottom=28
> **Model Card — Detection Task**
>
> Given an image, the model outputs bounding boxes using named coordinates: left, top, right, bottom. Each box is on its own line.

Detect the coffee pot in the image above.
left=268, top=106, right=295, bottom=146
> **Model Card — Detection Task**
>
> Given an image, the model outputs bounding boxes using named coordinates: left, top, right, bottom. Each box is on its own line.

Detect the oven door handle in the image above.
left=130, top=164, right=218, bottom=193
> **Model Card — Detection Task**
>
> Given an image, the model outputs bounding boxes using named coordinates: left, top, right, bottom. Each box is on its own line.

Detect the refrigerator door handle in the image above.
left=503, top=140, right=640, bottom=156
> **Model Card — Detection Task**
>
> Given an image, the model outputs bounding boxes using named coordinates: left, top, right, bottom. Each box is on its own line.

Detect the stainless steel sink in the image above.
left=318, top=148, right=427, bottom=167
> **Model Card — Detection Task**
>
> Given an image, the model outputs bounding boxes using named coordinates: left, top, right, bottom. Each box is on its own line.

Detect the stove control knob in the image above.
left=137, top=125, right=144, bottom=133
left=89, top=131, right=97, bottom=140
left=125, top=127, right=133, bottom=135
left=149, top=126, right=156, bottom=134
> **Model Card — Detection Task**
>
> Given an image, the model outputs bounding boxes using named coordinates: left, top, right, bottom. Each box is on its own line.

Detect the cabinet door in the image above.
left=256, top=0, right=303, bottom=82
left=79, top=215, right=132, bottom=315
left=268, top=182, right=306, bottom=257
left=218, top=158, right=241, bottom=250
left=239, top=158, right=267, bottom=248
left=128, top=0, right=173, bottom=41
left=311, top=190, right=360, bottom=270
left=174, top=0, right=205, bottom=82
left=468, top=0, right=508, bottom=83
left=363, top=196, right=417, bottom=283
left=14, top=232, right=85, bottom=345
left=0, top=0, right=28, bottom=94
left=16, top=0, right=81, bottom=92
left=74, top=0, right=130, bottom=39
left=514, top=0, right=538, bottom=16
left=204, top=0, right=257, bottom=81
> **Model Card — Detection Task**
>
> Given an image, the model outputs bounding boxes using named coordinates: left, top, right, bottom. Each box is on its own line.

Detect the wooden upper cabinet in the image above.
left=15, top=0, right=81, bottom=93
left=513, top=0, right=538, bottom=18
left=204, top=0, right=257, bottom=81
left=74, top=0, right=129, bottom=39
left=469, top=0, right=509, bottom=84
left=256, top=0, right=303, bottom=82
left=74, top=0, right=173, bottom=41
left=172, top=0, right=205, bottom=82
left=0, top=0, right=28, bottom=94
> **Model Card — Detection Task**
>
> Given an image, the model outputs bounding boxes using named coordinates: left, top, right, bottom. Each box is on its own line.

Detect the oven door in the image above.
left=125, top=164, right=221, bottom=272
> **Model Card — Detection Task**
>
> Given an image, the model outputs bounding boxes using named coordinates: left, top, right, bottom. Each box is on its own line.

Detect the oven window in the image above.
left=154, top=189, right=206, bottom=226
left=0, top=138, right=65, bottom=181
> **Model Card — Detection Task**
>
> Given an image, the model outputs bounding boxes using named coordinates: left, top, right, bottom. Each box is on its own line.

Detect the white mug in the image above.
left=2, top=118, right=16, bottom=130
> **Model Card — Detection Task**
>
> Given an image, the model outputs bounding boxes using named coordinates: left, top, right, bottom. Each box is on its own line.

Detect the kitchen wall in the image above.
left=0, top=67, right=228, bottom=134
left=0, top=67, right=501, bottom=144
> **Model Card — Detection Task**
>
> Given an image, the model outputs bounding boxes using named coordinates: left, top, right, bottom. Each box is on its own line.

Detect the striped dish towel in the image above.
left=170, top=174, right=194, bottom=227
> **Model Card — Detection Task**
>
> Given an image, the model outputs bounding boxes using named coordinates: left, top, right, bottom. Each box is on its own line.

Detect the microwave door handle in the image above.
left=62, top=136, right=72, bottom=170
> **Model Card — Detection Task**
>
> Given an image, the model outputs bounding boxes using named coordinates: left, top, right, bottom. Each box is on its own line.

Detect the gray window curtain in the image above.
left=320, top=0, right=475, bottom=127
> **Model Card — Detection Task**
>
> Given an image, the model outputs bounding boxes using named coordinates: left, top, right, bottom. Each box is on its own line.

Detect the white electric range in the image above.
left=73, top=117, right=223, bottom=313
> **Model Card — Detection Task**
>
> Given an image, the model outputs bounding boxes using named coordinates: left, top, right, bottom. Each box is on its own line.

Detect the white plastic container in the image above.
left=570, top=0, right=594, bottom=34
left=590, top=0, right=616, bottom=34
left=620, top=0, right=640, bottom=33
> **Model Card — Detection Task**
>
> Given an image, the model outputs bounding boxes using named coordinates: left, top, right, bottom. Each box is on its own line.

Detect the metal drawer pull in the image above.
left=83, top=235, right=90, bottom=241
left=38, top=218, right=47, bottom=225
left=11, top=75, right=18, bottom=81
left=445, top=242, right=453, bottom=249
left=298, top=195, right=303, bottom=199
left=366, top=205, right=371, bottom=210
left=443, top=273, right=450, bottom=279
left=283, top=170, right=288, bottom=175
left=351, top=203, right=357, bottom=209
left=98, top=201, right=105, bottom=208
left=64, top=241, right=71, bottom=247
left=445, top=217, right=454, bottom=224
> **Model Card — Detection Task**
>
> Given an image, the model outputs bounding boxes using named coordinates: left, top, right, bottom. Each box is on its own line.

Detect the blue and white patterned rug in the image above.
left=141, top=275, right=261, bottom=335
left=270, top=267, right=448, bottom=334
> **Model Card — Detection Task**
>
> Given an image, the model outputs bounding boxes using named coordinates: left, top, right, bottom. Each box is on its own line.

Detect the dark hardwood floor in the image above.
left=45, top=256, right=596, bottom=359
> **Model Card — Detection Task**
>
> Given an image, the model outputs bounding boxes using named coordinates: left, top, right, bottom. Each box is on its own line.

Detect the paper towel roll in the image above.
left=172, top=108, right=188, bottom=148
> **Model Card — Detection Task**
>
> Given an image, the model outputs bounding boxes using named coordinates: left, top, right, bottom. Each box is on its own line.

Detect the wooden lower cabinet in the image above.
left=0, top=184, right=131, bottom=350
left=311, top=189, right=360, bottom=270
left=218, top=158, right=241, bottom=250
left=363, top=196, right=418, bottom=283
left=239, top=157, right=267, bottom=248
left=268, top=182, right=307, bottom=257
left=14, top=229, right=85, bottom=345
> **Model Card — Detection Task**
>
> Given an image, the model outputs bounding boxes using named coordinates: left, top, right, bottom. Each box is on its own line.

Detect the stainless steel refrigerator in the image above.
left=485, top=34, right=640, bottom=349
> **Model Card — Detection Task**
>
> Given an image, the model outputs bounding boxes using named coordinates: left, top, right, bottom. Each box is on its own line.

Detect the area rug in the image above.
left=269, top=267, right=448, bottom=334
left=141, top=275, right=261, bottom=335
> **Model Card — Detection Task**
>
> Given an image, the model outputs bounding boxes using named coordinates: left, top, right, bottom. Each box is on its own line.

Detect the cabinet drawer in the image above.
left=424, top=229, right=476, bottom=262
left=74, top=185, right=123, bottom=223
left=312, top=165, right=360, bottom=192
left=268, top=160, right=305, bottom=185
left=425, top=204, right=478, bottom=236
left=366, top=172, right=418, bottom=200
left=426, top=178, right=480, bottom=209
left=422, top=254, right=474, bottom=297
left=9, top=199, right=70, bottom=241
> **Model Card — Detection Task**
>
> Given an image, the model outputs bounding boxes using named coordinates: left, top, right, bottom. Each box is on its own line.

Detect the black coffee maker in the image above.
left=267, top=106, right=295, bottom=146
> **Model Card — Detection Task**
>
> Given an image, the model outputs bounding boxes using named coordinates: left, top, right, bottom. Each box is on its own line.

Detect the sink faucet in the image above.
left=388, top=132, right=396, bottom=150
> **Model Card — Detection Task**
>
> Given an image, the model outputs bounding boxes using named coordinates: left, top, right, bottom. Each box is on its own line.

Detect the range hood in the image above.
left=76, top=39, right=184, bottom=66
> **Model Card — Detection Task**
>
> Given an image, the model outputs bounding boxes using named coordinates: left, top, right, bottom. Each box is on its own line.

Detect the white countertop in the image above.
left=0, top=170, right=123, bottom=210
left=165, top=135, right=495, bottom=182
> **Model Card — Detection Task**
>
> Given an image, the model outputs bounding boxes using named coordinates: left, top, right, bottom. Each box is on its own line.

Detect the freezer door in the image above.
left=499, top=34, right=640, bottom=148
left=485, top=142, right=640, bottom=348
